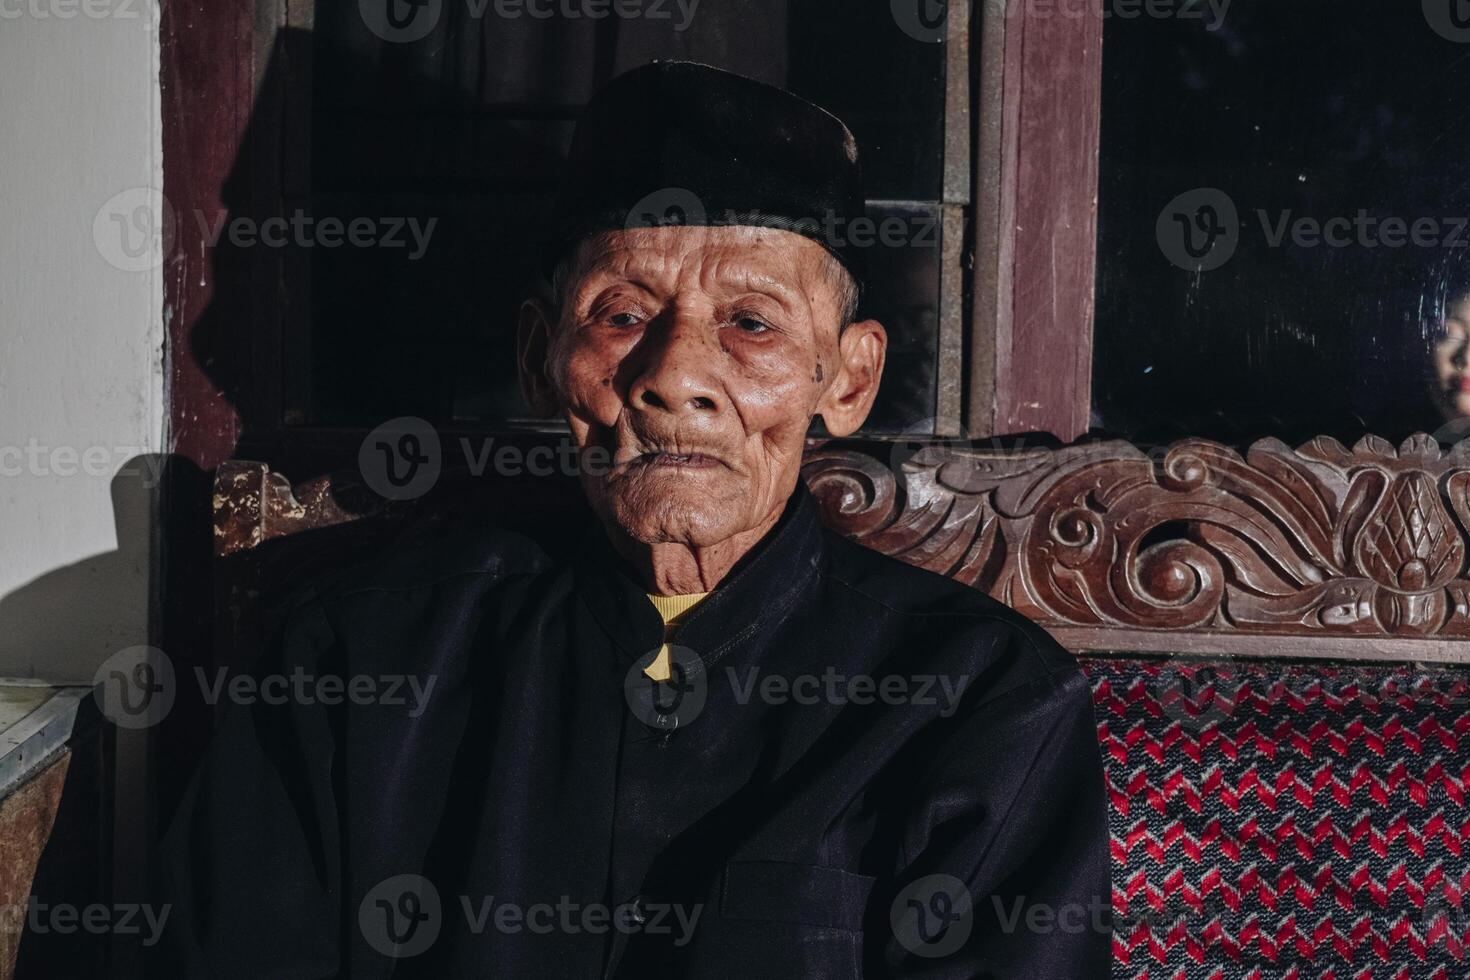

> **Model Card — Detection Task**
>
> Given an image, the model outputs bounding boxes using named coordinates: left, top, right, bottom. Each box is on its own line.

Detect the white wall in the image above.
left=0, top=0, right=164, bottom=683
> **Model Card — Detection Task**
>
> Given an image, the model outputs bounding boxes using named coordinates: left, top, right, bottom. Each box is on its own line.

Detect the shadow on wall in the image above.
left=0, top=459, right=162, bottom=683
left=0, top=457, right=168, bottom=979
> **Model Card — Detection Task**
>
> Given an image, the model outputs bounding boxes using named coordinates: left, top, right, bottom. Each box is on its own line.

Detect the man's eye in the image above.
left=607, top=311, right=643, bottom=328
left=733, top=315, right=771, bottom=334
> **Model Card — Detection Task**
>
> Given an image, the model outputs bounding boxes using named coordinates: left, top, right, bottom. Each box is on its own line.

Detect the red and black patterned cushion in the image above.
left=1082, top=657, right=1470, bottom=980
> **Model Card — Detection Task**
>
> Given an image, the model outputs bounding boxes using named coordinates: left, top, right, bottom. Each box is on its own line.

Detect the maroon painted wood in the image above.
left=972, top=0, right=1103, bottom=441
left=156, top=0, right=260, bottom=852
left=161, top=0, right=255, bottom=469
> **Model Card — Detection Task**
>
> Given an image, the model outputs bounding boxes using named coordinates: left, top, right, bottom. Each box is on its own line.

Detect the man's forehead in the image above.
left=570, top=226, right=831, bottom=292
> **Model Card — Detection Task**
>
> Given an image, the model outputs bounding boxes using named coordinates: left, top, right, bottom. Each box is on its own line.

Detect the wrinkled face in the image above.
left=1435, top=297, right=1470, bottom=420
left=519, top=225, right=884, bottom=549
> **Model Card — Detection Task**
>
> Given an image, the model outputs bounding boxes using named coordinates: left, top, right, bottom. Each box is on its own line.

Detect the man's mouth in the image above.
left=629, top=451, right=723, bottom=469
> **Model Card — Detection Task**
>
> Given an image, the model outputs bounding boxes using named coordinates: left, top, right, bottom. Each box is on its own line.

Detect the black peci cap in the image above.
left=546, top=61, right=867, bottom=290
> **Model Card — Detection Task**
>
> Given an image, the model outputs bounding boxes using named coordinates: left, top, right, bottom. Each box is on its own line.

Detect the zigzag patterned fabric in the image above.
left=1081, top=657, right=1470, bottom=980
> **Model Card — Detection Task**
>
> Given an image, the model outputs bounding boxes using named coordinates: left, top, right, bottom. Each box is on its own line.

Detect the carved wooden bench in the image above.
left=219, top=433, right=1470, bottom=661
left=214, top=433, right=1470, bottom=977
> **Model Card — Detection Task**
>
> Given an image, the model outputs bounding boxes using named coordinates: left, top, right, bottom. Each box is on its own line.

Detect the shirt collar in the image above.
left=573, top=481, right=826, bottom=665
left=646, top=592, right=710, bottom=626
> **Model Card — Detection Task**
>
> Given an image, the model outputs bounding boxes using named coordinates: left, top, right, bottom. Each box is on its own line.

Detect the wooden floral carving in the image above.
left=801, top=434, right=1470, bottom=640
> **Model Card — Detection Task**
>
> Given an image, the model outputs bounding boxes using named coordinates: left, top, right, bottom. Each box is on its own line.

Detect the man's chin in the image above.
left=588, top=481, right=750, bottom=549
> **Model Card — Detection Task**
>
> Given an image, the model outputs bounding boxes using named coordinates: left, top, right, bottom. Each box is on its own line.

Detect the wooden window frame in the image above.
left=970, top=0, right=1103, bottom=442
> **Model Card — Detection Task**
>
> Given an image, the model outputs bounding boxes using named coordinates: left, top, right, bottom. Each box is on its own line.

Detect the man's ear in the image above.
left=816, top=319, right=887, bottom=437
left=516, top=298, right=562, bottom=418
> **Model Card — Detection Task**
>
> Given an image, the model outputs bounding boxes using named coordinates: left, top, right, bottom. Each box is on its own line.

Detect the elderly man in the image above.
left=162, top=63, right=1110, bottom=978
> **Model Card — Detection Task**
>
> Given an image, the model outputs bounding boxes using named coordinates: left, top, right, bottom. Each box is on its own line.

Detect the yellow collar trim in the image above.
left=646, top=592, right=710, bottom=626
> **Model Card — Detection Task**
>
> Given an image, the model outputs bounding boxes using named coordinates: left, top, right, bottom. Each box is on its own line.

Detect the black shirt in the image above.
left=162, top=483, right=1111, bottom=978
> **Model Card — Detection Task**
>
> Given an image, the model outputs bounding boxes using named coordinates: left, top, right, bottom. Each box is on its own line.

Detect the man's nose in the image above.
left=627, top=313, right=723, bottom=416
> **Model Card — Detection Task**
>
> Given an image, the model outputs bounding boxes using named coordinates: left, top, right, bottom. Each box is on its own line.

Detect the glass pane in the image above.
left=1093, top=3, right=1470, bottom=445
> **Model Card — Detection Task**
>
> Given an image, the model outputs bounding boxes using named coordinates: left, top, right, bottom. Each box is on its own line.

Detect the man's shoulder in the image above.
left=289, top=514, right=559, bottom=613
left=820, top=528, right=1078, bottom=687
